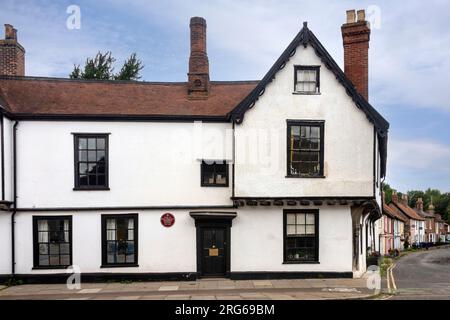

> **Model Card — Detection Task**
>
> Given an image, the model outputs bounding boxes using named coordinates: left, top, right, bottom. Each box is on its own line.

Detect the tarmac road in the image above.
left=391, top=248, right=450, bottom=300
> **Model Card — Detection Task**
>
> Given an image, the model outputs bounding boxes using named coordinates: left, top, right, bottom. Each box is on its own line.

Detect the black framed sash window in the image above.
left=284, top=210, right=319, bottom=263
left=33, top=216, right=72, bottom=269
left=74, top=134, right=109, bottom=190
left=101, top=214, right=138, bottom=267
left=287, top=121, right=324, bottom=177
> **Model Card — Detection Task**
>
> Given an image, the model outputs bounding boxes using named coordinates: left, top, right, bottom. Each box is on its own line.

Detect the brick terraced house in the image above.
left=0, top=10, right=389, bottom=283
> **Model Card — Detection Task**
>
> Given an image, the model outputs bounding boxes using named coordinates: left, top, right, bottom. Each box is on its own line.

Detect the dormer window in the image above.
left=294, top=66, right=320, bottom=94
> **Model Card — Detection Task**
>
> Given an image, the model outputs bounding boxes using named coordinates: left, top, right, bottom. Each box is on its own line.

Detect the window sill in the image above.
left=32, top=266, right=70, bottom=270
left=201, top=184, right=229, bottom=188
left=285, top=175, right=326, bottom=179
left=282, top=261, right=320, bottom=265
left=100, top=264, right=139, bottom=269
left=73, top=187, right=110, bottom=191
left=292, top=92, right=321, bottom=95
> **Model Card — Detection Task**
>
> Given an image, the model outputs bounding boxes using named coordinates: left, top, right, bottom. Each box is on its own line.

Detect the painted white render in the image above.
left=234, top=45, right=376, bottom=198
left=0, top=116, right=13, bottom=202
left=15, top=121, right=233, bottom=208
left=14, top=210, right=198, bottom=274
left=10, top=206, right=352, bottom=275
left=0, top=214, right=11, bottom=274
left=232, top=206, right=352, bottom=272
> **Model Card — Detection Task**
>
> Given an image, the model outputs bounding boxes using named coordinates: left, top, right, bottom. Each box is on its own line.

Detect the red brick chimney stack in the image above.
left=401, top=194, right=409, bottom=206
left=416, top=198, right=424, bottom=211
left=0, top=24, right=25, bottom=76
left=342, top=9, right=370, bottom=100
left=392, top=191, right=398, bottom=203
left=188, top=17, right=210, bottom=98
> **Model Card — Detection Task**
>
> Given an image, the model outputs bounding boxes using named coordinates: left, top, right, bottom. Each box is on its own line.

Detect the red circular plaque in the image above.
left=161, top=213, right=175, bottom=227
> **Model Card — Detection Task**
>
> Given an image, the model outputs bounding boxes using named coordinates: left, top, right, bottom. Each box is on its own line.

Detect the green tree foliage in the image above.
left=70, top=51, right=143, bottom=81
left=382, top=183, right=394, bottom=204
left=115, top=53, right=144, bottom=81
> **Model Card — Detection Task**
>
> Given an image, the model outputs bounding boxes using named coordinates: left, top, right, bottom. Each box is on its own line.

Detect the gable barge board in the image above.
left=228, top=22, right=389, bottom=177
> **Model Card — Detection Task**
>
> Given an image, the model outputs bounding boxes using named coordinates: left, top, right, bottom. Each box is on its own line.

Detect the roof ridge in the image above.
left=0, top=75, right=260, bottom=86
left=391, top=201, right=425, bottom=220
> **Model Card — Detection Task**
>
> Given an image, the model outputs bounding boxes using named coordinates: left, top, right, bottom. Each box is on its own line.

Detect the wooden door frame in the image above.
left=190, top=212, right=236, bottom=278
left=197, top=223, right=230, bottom=278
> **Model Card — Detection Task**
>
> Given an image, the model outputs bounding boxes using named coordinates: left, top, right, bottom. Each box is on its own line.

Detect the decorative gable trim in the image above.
left=228, top=22, right=389, bottom=177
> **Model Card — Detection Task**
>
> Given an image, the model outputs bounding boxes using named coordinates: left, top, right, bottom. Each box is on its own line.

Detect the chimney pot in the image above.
left=357, top=10, right=366, bottom=22
left=5, top=24, right=17, bottom=40
left=346, top=10, right=356, bottom=24
left=1, top=24, right=25, bottom=76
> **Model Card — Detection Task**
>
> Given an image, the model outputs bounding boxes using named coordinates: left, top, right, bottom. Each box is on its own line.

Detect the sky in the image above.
left=1, top=0, right=449, bottom=193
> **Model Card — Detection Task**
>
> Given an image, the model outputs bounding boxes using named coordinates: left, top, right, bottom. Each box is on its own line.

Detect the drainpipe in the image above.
left=11, top=121, right=18, bottom=276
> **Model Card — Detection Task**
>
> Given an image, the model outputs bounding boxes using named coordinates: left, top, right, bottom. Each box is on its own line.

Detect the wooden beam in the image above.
left=273, top=200, right=284, bottom=206
left=246, top=200, right=258, bottom=206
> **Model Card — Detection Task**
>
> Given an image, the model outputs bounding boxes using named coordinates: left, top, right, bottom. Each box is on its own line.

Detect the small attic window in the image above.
left=294, top=66, right=320, bottom=94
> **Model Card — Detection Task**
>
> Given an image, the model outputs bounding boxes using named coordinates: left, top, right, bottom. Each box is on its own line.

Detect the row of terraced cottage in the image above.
left=372, top=193, right=450, bottom=256
left=0, top=10, right=390, bottom=283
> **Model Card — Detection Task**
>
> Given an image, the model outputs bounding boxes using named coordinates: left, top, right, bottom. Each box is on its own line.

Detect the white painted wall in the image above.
left=14, top=210, right=197, bottom=274
left=232, top=206, right=353, bottom=272
left=15, top=121, right=233, bottom=208
left=0, top=213, right=11, bottom=274
left=0, top=116, right=14, bottom=202
left=235, top=44, right=376, bottom=197
left=12, top=206, right=353, bottom=275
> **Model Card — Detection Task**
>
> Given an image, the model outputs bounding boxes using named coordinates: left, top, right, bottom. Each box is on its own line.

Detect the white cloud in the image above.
left=387, top=138, right=450, bottom=192
left=389, top=139, right=450, bottom=171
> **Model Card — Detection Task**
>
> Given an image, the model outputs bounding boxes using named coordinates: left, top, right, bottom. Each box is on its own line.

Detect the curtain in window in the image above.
left=64, top=219, right=70, bottom=242
left=107, top=219, right=116, bottom=241
left=38, top=220, right=49, bottom=242
left=128, top=218, right=134, bottom=240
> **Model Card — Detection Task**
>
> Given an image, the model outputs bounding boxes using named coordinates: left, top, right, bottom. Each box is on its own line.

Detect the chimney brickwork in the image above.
left=341, top=10, right=370, bottom=100
left=0, top=24, right=25, bottom=76
left=188, top=17, right=209, bottom=98
left=392, top=191, right=399, bottom=203
left=416, top=198, right=424, bottom=211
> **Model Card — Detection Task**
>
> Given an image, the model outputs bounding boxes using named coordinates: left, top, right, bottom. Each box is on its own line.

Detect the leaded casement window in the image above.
left=283, top=210, right=319, bottom=263
left=294, top=66, right=320, bottom=94
left=101, top=214, right=138, bottom=267
left=201, top=160, right=229, bottom=187
left=33, top=216, right=72, bottom=269
left=287, top=121, right=324, bottom=177
left=73, top=134, right=109, bottom=190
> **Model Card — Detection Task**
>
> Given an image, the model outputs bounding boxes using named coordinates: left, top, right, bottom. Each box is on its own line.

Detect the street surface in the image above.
left=391, top=248, right=450, bottom=300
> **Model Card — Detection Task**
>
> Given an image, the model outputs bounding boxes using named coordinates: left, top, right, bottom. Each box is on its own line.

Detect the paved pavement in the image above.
left=0, top=277, right=376, bottom=300
left=391, top=248, right=450, bottom=300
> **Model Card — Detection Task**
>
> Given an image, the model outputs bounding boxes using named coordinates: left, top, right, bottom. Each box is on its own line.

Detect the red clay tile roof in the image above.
left=383, top=203, right=407, bottom=222
left=0, top=76, right=259, bottom=118
left=391, top=201, right=425, bottom=221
